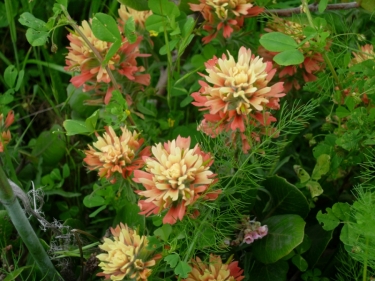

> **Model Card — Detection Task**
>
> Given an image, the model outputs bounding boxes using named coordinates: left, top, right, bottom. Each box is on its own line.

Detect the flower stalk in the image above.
left=0, top=166, right=62, bottom=280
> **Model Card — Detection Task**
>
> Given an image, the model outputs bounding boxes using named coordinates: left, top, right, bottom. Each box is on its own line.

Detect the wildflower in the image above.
left=191, top=47, right=284, bottom=152
left=133, top=136, right=220, bottom=224
left=349, top=44, right=375, bottom=66
left=231, top=217, right=268, bottom=246
left=118, top=5, right=152, bottom=30
left=97, top=223, right=160, bottom=281
left=83, top=126, right=150, bottom=182
left=184, top=254, right=244, bottom=281
left=190, top=0, right=263, bottom=44
left=0, top=110, right=14, bottom=153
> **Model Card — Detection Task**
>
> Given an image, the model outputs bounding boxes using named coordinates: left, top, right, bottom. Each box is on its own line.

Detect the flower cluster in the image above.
left=83, top=126, right=150, bottom=182
left=65, top=19, right=150, bottom=103
left=118, top=5, right=152, bottom=31
left=191, top=46, right=285, bottom=152
left=133, top=136, right=220, bottom=224
left=97, top=223, right=160, bottom=281
left=258, top=17, right=327, bottom=92
left=0, top=111, right=14, bottom=153
left=349, top=44, right=375, bottom=66
left=184, top=254, right=244, bottom=281
left=230, top=217, right=268, bottom=246
left=189, top=0, right=263, bottom=44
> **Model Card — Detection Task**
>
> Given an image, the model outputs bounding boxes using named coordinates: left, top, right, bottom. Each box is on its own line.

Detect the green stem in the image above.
left=163, top=26, right=172, bottom=110
left=0, top=166, right=62, bottom=280
left=363, top=237, right=369, bottom=281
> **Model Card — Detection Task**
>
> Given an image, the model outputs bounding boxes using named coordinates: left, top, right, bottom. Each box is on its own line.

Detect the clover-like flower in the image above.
left=349, top=44, right=375, bottom=66
left=190, top=0, right=263, bottom=44
left=0, top=110, right=14, bottom=153
left=184, top=254, right=244, bottom=281
left=133, top=136, right=220, bottom=224
left=83, top=126, right=150, bottom=182
left=97, top=223, right=160, bottom=281
left=118, top=5, right=152, bottom=30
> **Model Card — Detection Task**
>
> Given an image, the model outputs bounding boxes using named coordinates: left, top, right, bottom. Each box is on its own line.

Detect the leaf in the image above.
left=92, top=13, right=121, bottom=43
left=305, top=181, right=324, bottom=198
left=145, top=14, right=167, bottom=32
left=292, top=255, right=308, bottom=271
left=332, top=202, right=351, bottom=221
left=318, top=0, right=328, bottom=13
left=83, top=194, right=106, bottom=208
left=180, top=96, right=194, bottom=107
left=303, top=224, right=333, bottom=267
left=258, top=176, right=310, bottom=218
left=124, top=16, right=137, bottom=43
left=4, top=65, right=17, bottom=88
left=294, top=165, right=310, bottom=184
left=336, top=106, right=350, bottom=118
left=137, top=103, right=156, bottom=117
left=316, top=208, right=340, bottom=230
left=164, top=253, right=180, bottom=268
left=15, top=69, right=24, bottom=91
left=102, top=39, right=121, bottom=66
left=0, top=92, right=14, bottom=105
left=25, top=29, right=49, bottom=46
left=273, top=49, right=305, bottom=66
left=18, top=12, right=48, bottom=31
left=360, top=0, right=375, bottom=12
left=114, top=202, right=145, bottom=232
left=63, top=120, right=92, bottom=135
left=89, top=205, right=107, bottom=218
left=259, top=32, right=298, bottom=52
left=62, top=163, right=70, bottom=178
left=44, top=190, right=81, bottom=197
left=175, top=261, right=192, bottom=278
left=252, top=214, right=305, bottom=264
left=118, top=0, right=149, bottom=11
left=311, top=154, right=330, bottom=180
left=249, top=260, right=289, bottom=281
left=85, top=110, right=99, bottom=132
left=50, top=168, right=62, bottom=181
left=154, top=224, right=173, bottom=242
left=3, top=266, right=32, bottom=281
left=160, top=39, right=179, bottom=55
left=149, top=0, right=180, bottom=17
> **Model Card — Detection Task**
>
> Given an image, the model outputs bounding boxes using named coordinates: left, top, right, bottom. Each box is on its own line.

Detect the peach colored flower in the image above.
left=259, top=17, right=327, bottom=92
left=118, top=5, right=152, bottom=30
left=190, top=0, right=263, bottom=43
left=184, top=254, right=244, bottom=281
left=83, top=126, right=150, bottom=182
left=133, top=136, right=220, bottom=224
left=0, top=110, right=14, bottom=153
left=191, top=47, right=284, bottom=152
left=97, top=223, right=161, bottom=281
left=349, top=44, right=375, bottom=66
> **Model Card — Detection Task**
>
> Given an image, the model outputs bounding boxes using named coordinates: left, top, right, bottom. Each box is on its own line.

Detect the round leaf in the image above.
left=252, top=214, right=305, bottom=264
left=91, top=13, right=121, bottom=43
left=273, top=49, right=305, bottom=66
left=259, top=32, right=298, bottom=52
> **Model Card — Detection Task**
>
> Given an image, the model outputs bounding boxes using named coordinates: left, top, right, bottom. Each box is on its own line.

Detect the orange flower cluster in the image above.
left=184, top=254, right=244, bottom=281
left=191, top=47, right=285, bottom=152
left=65, top=19, right=150, bottom=104
left=118, top=5, right=152, bottom=31
left=83, top=126, right=150, bottom=182
left=258, top=17, right=327, bottom=92
left=97, top=223, right=161, bottom=281
left=0, top=111, right=14, bottom=153
left=133, top=136, right=220, bottom=224
left=190, top=0, right=263, bottom=44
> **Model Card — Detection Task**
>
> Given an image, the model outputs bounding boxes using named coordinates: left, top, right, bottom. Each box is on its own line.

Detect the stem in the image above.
left=265, top=2, right=360, bottom=17
left=0, top=166, right=62, bottom=280
left=163, top=25, right=173, bottom=109
left=363, top=237, right=369, bottom=281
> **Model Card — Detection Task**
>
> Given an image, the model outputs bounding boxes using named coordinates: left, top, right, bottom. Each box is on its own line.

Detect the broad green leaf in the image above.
left=4, top=65, right=17, bottom=88
left=62, top=163, right=70, bottom=178
left=149, top=0, right=180, bottom=17
left=124, top=16, right=137, bottom=43
left=118, top=0, right=149, bottom=11
left=0, top=92, right=14, bottom=105
left=360, top=0, right=375, bottom=12
left=83, top=194, right=106, bottom=208
left=114, top=202, right=145, bottom=232
left=305, top=181, right=323, bottom=198
left=92, top=13, right=121, bottom=43
left=336, top=129, right=361, bottom=151
left=336, top=106, right=350, bottom=118
left=259, top=32, right=298, bottom=52
left=303, top=224, right=333, bottom=267
left=25, top=29, right=49, bottom=46
left=318, top=0, right=328, bottom=13
left=145, top=14, right=167, bottom=32
left=85, top=110, right=99, bottom=132
left=160, top=39, right=179, bottom=55
left=102, top=39, right=121, bottom=66
left=311, top=154, right=330, bottom=180
left=180, top=95, right=194, bottom=107
left=249, top=261, right=289, bottom=281
left=50, top=168, right=62, bottom=181
left=175, top=261, right=191, bottom=278
left=164, top=253, right=180, bottom=268
left=154, top=224, right=172, bottom=242
left=258, top=176, right=310, bottom=218
left=316, top=208, right=340, bottom=230
left=273, top=49, right=304, bottom=66
left=252, top=214, right=305, bottom=264
left=292, top=255, right=308, bottom=271
left=19, top=12, right=48, bottom=31
left=63, top=120, right=92, bottom=135
left=332, top=202, right=351, bottom=221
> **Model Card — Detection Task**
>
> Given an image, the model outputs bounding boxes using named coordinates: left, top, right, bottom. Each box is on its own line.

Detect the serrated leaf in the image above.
left=63, top=119, right=92, bottom=136
left=175, top=261, right=191, bottom=278
left=274, top=49, right=304, bottom=66
left=92, top=13, right=121, bottom=43
left=259, top=32, right=298, bottom=52
left=19, top=12, right=48, bottom=31
left=4, top=65, right=17, bottom=88
left=124, top=16, right=137, bottom=43
left=317, top=208, right=340, bottom=230
left=118, top=0, right=149, bottom=11
left=154, top=224, right=172, bottom=242
left=25, top=29, right=49, bottom=46
left=164, top=254, right=180, bottom=268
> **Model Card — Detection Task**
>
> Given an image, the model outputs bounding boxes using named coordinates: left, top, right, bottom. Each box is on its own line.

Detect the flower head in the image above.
left=349, top=44, right=375, bottom=66
left=84, top=126, right=150, bottom=182
left=231, top=217, right=268, bottom=246
left=0, top=110, right=14, bottom=153
left=97, top=223, right=160, bottom=281
left=184, top=254, right=244, bottom=281
left=190, top=0, right=263, bottom=43
left=133, top=136, right=220, bottom=224
left=118, top=5, right=152, bottom=30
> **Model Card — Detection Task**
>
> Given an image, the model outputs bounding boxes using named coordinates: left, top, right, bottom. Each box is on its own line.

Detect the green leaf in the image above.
left=292, top=255, right=308, bottom=271
left=273, top=49, right=304, bottom=66
left=145, top=14, right=167, bottom=32
left=3, top=266, right=32, bottom=281
left=137, top=103, right=156, bottom=117
left=18, top=12, right=48, bottom=31
left=4, top=65, right=17, bottom=88
left=294, top=165, right=310, bottom=184
left=318, top=0, right=328, bottom=13
left=180, top=95, right=194, bottom=107
left=360, top=0, right=375, bottom=12
left=56, top=0, right=68, bottom=8
left=252, top=214, right=305, bottom=264
left=154, top=224, right=172, bottom=242
left=164, top=253, right=180, bottom=268
left=83, top=194, right=106, bottom=208
left=92, top=13, right=121, bottom=43
left=336, top=129, right=361, bottom=151
left=118, top=0, right=149, bottom=11
left=249, top=261, right=289, bottom=281
left=160, top=39, right=179, bottom=55
left=63, top=120, right=92, bottom=136
left=102, top=39, right=121, bottom=66
left=259, top=176, right=310, bottom=218
left=305, top=181, right=324, bottom=198
left=149, top=0, right=180, bottom=17
left=85, top=110, right=99, bottom=132
left=62, top=163, right=70, bottom=178
left=124, top=16, right=137, bottom=43
left=303, top=224, right=333, bottom=267
left=114, top=202, right=145, bottom=232
left=332, top=202, right=351, bottom=221
left=336, top=106, right=350, bottom=118
left=50, top=168, right=62, bottom=181
left=175, top=260, right=192, bottom=278
left=316, top=208, right=340, bottom=230
left=0, top=92, right=14, bottom=105
left=43, top=190, right=81, bottom=197
left=89, top=205, right=107, bottom=218
left=15, top=69, right=24, bottom=91
left=25, top=29, right=49, bottom=46
left=259, top=32, right=298, bottom=52
left=311, top=154, right=330, bottom=180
